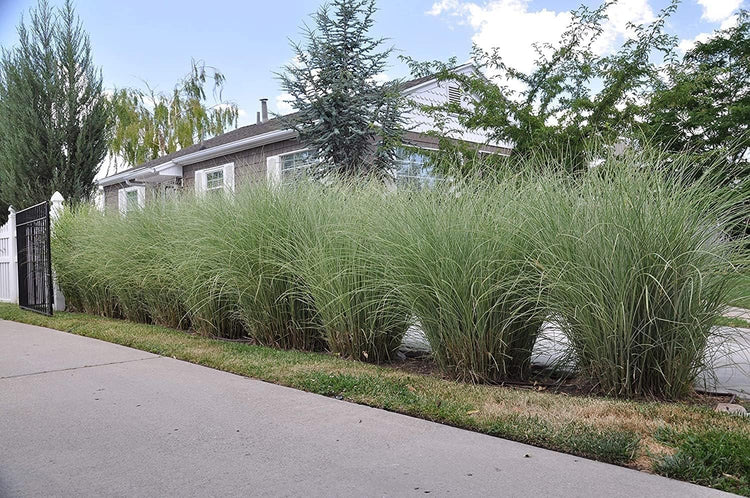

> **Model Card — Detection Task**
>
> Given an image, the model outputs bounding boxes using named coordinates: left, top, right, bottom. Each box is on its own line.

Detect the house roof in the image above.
left=98, top=64, right=488, bottom=185
left=104, top=115, right=291, bottom=181
left=399, top=63, right=475, bottom=93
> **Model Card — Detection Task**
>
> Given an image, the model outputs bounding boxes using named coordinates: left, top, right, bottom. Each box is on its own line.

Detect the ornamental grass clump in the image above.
left=166, top=193, right=244, bottom=338
left=525, top=154, right=748, bottom=399
left=53, top=200, right=189, bottom=328
left=287, top=183, right=412, bottom=362
left=52, top=206, right=121, bottom=318
left=381, top=180, right=544, bottom=382
left=208, top=185, right=325, bottom=350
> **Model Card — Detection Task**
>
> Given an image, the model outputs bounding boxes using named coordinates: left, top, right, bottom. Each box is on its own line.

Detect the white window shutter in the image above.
left=118, top=189, right=127, bottom=214
left=136, top=186, right=145, bottom=208
left=195, top=170, right=206, bottom=196
left=266, top=155, right=281, bottom=186
left=223, top=162, right=235, bottom=192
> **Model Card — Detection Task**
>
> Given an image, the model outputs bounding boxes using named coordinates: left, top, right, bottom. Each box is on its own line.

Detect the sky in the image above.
left=0, top=0, right=745, bottom=127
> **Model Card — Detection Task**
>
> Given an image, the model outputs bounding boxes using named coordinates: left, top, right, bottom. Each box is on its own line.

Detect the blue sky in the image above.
left=0, top=0, right=745, bottom=126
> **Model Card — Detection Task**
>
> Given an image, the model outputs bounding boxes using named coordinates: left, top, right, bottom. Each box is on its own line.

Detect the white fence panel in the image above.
left=0, top=208, right=18, bottom=303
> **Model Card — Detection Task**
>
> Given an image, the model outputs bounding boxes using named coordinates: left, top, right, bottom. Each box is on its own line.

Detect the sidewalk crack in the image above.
left=0, top=356, right=162, bottom=380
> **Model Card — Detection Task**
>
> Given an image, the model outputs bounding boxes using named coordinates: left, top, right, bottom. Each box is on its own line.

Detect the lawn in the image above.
left=1, top=304, right=748, bottom=496
left=732, top=274, right=750, bottom=310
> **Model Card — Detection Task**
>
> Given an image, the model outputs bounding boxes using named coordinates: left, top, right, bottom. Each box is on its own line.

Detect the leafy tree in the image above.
left=106, top=59, right=238, bottom=173
left=0, top=0, right=109, bottom=221
left=403, top=0, right=680, bottom=174
left=278, top=0, right=405, bottom=179
left=647, top=9, right=749, bottom=173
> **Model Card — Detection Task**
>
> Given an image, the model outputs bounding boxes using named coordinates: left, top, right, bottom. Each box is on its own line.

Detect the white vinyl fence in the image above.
left=0, top=192, right=65, bottom=309
left=0, top=207, right=18, bottom=303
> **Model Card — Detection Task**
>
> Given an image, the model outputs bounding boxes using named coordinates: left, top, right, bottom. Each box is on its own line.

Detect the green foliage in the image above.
left=51, top=150, right=747, bottom=396
left=286, top=185, right=412, bottom=362
left=524, top=150, right=748, bottom=398
left=106, top=59, right=238, bottom=173
left=655, top=427, right=750, bottom=496
left=380, top=180, right=543, bottom=382
left=647, top=10, right=750, bottom=171
left=731, top=274, right=750, bottom=309
left=277, top=0, right=405, bottom=178
left=403, top=1, right=681, bottom=175
left=0, top=0, right=109, bottom=220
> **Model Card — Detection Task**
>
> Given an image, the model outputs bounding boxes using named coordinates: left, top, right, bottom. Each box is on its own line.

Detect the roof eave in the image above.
left=97, top=128, right=297, bottom=187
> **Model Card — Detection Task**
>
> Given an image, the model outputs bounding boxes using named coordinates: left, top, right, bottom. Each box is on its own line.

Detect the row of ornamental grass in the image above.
left=52, top=151, right=749, bottom=399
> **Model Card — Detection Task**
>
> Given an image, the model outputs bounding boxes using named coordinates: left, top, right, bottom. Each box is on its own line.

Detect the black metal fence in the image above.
left=16, top=201, right=53, bottom=316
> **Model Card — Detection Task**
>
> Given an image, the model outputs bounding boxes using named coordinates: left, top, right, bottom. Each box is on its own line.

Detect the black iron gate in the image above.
left=16, top=201, right=53, bottom=315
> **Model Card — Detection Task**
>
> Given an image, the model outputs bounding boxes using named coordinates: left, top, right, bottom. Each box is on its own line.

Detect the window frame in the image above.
left=267, top=149, right=316, bottom=185
left=118, top=185, right=145, bottom=214
left=204, top=168, right=225, bottom=192
left=195, top=162, right=235, bottom=195
left=392, top=146, right=442, bottom=189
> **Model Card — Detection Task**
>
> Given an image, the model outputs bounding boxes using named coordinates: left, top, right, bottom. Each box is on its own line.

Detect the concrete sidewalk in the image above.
left=0, top=320, right=734, bottom=497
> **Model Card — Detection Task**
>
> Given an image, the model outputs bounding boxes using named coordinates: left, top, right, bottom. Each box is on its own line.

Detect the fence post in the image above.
left=50, top=192, right=65, bottom=311
left=7, top=206, right=18, bottom=304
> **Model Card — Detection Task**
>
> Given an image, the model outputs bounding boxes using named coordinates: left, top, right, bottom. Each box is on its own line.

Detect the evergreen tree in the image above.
left=0, top=0, right=109, bottom=221
left=278, top=0, right=405, bottom=179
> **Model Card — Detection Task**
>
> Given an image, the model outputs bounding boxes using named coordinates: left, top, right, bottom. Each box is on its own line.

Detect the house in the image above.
left=97, top=64, right=512, bottom=213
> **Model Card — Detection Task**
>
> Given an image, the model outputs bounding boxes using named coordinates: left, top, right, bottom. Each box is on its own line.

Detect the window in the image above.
left=118, top=186, right=145, bottom=214
left=195, top=163, right=234, bottom=195
left=267, top=150, right=316, bottom=185
left=394, top=148, right=441, bottom=189
left=205, top=169, right=224, bottom=191
left=155, top=180, right=180, bottom=202
left=126, top=190, right=139, bottom=209
left=281, top=150, right=314, bottom=180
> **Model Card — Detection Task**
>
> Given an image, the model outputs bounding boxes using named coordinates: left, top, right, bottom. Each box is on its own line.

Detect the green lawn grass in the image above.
left=1, top=304, right=748, bottom=495
left=731, top=274, right=750, bottom=310
left=715, top=316, right=750, bottom=328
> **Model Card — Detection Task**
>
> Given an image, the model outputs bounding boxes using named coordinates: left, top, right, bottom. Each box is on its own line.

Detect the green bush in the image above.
left=286, top=184, right=411, bottom=362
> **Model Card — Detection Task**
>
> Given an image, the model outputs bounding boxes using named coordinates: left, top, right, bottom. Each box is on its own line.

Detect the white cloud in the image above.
left=428, top=0, right=571, bottom=74
left=427, top=0, right=462, bottom=16
left=720, top=13, right=740, bottom=30
left=677, top=11, right=741, bottom=54
left=592, top=0, right=655, bottom=55
left=697, top=0, right=742, bottom=22
left=678, top=31, right=711, bottom=53
left=368, top=72, right=391, bottom=84
left=275, top=92, right=296, bottom=115
left=427, top=0, right=656, bottom=75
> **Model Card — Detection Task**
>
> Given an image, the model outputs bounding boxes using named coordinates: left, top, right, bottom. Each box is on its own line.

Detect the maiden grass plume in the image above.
left=52, top=153, right=748, bottom=399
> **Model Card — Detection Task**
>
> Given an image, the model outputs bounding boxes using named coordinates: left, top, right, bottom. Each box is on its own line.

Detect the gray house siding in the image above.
left=181, top=138, right=303, bottom=191
left=103, top=138, right=304, bottom=210
left=102, top=133, right=511, bottom=211
left=103, top=182, right=126, bottom=212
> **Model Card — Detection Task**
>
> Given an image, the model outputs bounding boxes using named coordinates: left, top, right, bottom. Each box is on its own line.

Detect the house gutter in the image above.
left=97, top=128, right=297, bottom=187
